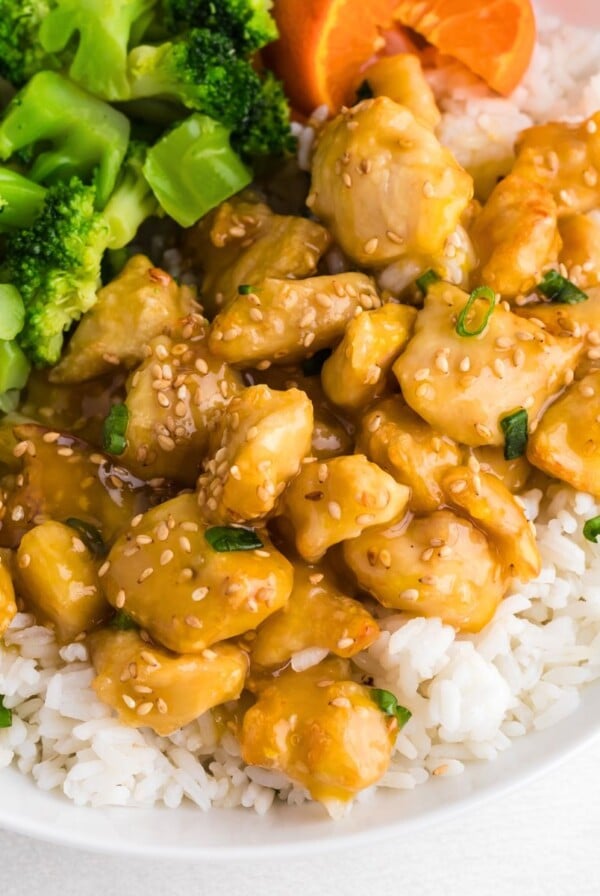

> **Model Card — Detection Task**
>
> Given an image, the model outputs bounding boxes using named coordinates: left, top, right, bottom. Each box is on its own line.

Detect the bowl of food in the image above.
left=0, top=0, right=599, bottom=859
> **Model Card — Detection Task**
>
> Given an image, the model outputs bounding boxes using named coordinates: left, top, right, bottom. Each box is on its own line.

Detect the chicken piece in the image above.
left=104, top=494, right=293, bottom=653
left=558, top=215, right=600, bottom=290
left=311, top=406, right=354, bottom=459
left=343, top=510, right=505, bottom=632
left=16, top=521, right=109, bottom=641
left=0, top=425, right=172, bottom=549
left=441, top=466, right=540, bottom=580
left=208, top=273, right=381, bottom=367
left=310, top=97, right=473, bottom=267
left=50, top=256, right=198, bottom=384
left=240, top=658, right=396, bottom=805
left=183, top=195, right=332, bottom=315
left=321, top=303, right=417, bottom=412
left=470, top=446, right=532, bottom=494
left=119, top=320, right=243, bottom=484
left=197, top=385, right=313, bottom=524
left=280, top=454, right=410, bottom=563
left=0, top=559, right=16, bottom=636
left=515, top=287, right=600, bottom=342
left=393, top=281, right=581, bottom=446
left=357, top=397, right=462, bottom=514
left=527, top=371, right=600, bottom=494
left=250, top=564, right=379, bottom=669
left=471, top=174, right=561, bottom=299
left=90, top=629, right=248, bottom=737
left=364, top=54, right=441, bottom=130
left=512, top=112, right=600, bottom=216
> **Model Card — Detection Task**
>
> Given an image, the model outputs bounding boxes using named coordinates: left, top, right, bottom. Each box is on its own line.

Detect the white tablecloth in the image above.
left=2, top=740, right=599, bottom=896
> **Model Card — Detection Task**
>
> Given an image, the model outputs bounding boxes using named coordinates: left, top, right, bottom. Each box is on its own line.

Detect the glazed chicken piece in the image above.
left=16, top=521, right=109, bottom=642
left=512, top=112, right=600, bottom=216
left=321, top=303, right=417, bottom=412
left=393, top=281, right=581, bottom=446
left=279, top=454, right=410, bottom=563
left=0, top=425, right=172, bottom=548
left=90, top=629, right=248, bottom=737
left=363, top=54, right=441, bottom=131
left=50, top=256, right=198, bottom=383
left=250, top=564, right=379, bottom=669
left=208, top=273, right=381, bottom=367
left=357, top=397, right=462, bottom=514
left=527, top=371, right=600, bottom=495
left=0, top=559, right=16, bottom=637
left=119, top=318, right=243, bottom=484
left=558, top=215, right=600, bottom=290
left=441, top=466, right=540, bottom=580
left=103, top=494, right=293, bottom=654
left=310, top=97, right=473, bottom=267
left=514, top=286, right=600, bottom=342
left=343, top=510, right=504, bottom=632
left=470, top=446, right=532, bottom=494
left=183, top=195, right=332, bottom=315
left=197, top=385, right=313, bottom=524
left=471, top=174, right=561, bottom=299
left=240, top=658, right=397, bottom=805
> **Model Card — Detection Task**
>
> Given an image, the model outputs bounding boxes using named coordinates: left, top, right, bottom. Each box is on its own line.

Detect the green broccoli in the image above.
left=2, top=153, right=157, bottom=366
left=0, top=1, right=60, bottom=87
left=0, top=285, right=30, bottom=411
left=161, top=0, right=277, bottom=54
left=0, top=168, right=47, bottom=231
left=0, top=72, right=130, bottom=209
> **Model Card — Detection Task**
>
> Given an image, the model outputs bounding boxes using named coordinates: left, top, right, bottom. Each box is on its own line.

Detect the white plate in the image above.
left=1, top=0, right=599, bottom=859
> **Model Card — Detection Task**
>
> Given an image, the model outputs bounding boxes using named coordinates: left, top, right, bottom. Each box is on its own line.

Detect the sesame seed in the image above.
left=156, top=522, right=169, bottom=541
left=421, top=547, right=434, bottom=561
left=363, top=238, right=379, bottom=255
left=416, top=383, right=435, bottom=400
left=400, top=589, right=419, bottom=601
left=309, top=573, right=324, bottom=585
left=192, top=587, right=208, bottom=602
left=342, top=172, right=352, bottom=188
left=202, top=648, right=217, bottom=660
left=122, top=695, right=136, bottom=709
left=156, top=698, right=168, bottom=714
left=158, top=434, right=175, bottom=452
left=459, top=356, right=471, bottom=373
left=449, top=479, right=467, bottom=494
left=356, top=513, right=375, bottom=525
left=330, top=696, right=352, bottom=709
left=386, top=230, right=404, bottom=245
left=317, top=463, right=329, bottom=483
left=439, top=546, right=452, bottom=558
left=134, top=685, right=153, bottom=695
left=18, top=553, right=31, bottom=569
left=379, top=549, right=392, bottom=568
left=337, top=637, right=354, bottom=650
left=12, top=441, right=29, bottom=458
left=587, top=119, right=598, bottom=134
left=249, top=307, right=263, bottom=322
left=493, top=358, right=505, bottom=379
left=138, top=567, right=154, bottom=583
left=580, top=383, right=595, bottom=397
left=317, top=679, right=334, bottom=687
left=328, top=501, right=342, bottom=520
left=136, top=702, right=154, bottom=716
left=115, top=590, right=126, bottom=608
left=230, top=465, right=241, bottom=480
left=140, top=651, right=159, bottom=668
left=160, top=549, right=174, bottom=566
left=564, top=368, right=575, bottom=385
left=524, top=396, right=535, bottom=409
left=587, top=348, right=600, bottom=361
left=57, top=447, right=74, bottom=457
left=131, top=514, right=143, bottom=528
left=475, top=423, right=492, bottom=439
left=367, top=414, right=382, bottom=433
left=422, top=180, right=435, bottom=198
left=435, top=354, right=449, bottom=373
left=98, top=561, right=110, bottom=577
left=179, top=536, right=192, bottom=553
left=414, top=367, right=431, bottom=381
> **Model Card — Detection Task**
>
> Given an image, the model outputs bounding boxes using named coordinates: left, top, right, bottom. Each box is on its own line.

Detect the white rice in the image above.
left=2, top=12, right=600, bottom=818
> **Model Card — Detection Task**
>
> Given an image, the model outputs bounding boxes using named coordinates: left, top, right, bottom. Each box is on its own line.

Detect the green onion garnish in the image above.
left=102, top=403, right=129, bottom=456
left=110, top=610, right=138, bottom=631
left=238, top=284, right=253, bottom=295
left=371, top=688, right=412, bottom=727
left=536, top=270, right=588, bottom=305
left=205, top=526, right=263, bottom=552
left=64, top=518, right=106, bottom=557
left=356, top=80, right=374, bottom=101
left=455, top=286, right=496, bottom=337
left=583, top=516, right=600, bottom=543
left=416, top=269, right=441, bottom=295
left=302, top=348, right=331, bottom=377
left=0, top=695, right=12, bottom=728
left=500, top=408, right=528, bottom=460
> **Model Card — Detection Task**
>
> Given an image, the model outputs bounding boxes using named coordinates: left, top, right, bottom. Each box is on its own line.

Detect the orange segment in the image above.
left=267, top=0, right=401, bottom=114
left=393, top=0, right=536, bottom=95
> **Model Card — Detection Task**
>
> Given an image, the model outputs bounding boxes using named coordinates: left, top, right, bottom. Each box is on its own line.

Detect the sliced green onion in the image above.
left=536, top=270, right=587, bottom=305
left=238, top=284, right=253, bottom=295
left=455, top=286, right=496, bottom=337
left=500, top=408, right=528, bottom=460
left=416, top=269, right=441, bottom=295
left=0, top=695, right=12, bottom=728
left=64, top=518, right=106, bottom=557
left=356, top=80, right=374, bottom=101
left=205, top=526, right=263, bottom=552
left=110, top=610, right=138, bottom=631
left=102, top=402, right=129, bottom=455
left=0, top=285, right=26, bottom=340
left=302, top=348, right=331, bottom=377
left=371, top=688, right=412, bottom=727
left=583, top=516, right=600, bottom=543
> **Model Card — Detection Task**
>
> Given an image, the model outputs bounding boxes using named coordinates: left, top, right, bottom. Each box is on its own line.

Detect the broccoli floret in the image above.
left=234, top=71, right=294, bottom=158
left=0, top=1, right=60, bottom=87
left=102, top=141, right=159, bottom=249
left=0, top=168, right=47, bottom=232
left=0, top=72, right=130, bottom=208
left=162, top=0, right=277, bottom=54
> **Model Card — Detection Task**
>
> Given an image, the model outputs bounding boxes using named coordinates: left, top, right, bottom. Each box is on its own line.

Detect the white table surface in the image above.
left=2, top=739, right=599, bottom=896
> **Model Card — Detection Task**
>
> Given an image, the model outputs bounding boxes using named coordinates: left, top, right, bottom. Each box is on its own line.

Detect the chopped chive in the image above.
left=64, top=518, right=106, bottom=557
left=302, top=348, right=331, bottom=377
left=536, top=270, right=587, bottom=305
left=205, top=526, right=263, bottom=552
left=0, top=695, right=12, bottom=728
left=371, top=688, right=412, bottom=727
left=583, top=516, right=600, bottom=543
left=455, top=286, right=496, bottom=337
left=102, top=403, right=129, bottom=456
left=416, top=269, right=441, bottom=295
left=110, top=610, right=138, bottom=631
left=238, top=284, right=253, bottom=295
left=500, top=408, right=528, bottom=460
left=356, top=80, right=374, bottom=101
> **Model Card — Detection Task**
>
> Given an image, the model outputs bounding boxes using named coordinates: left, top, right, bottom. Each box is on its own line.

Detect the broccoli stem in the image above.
left=143, top=114, right=252, bottom=227
left=0, top=168, right=47, bottom=231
